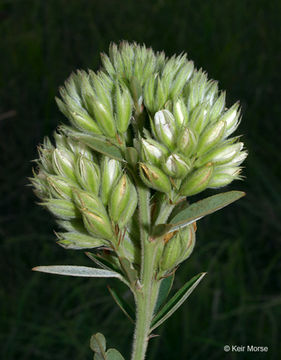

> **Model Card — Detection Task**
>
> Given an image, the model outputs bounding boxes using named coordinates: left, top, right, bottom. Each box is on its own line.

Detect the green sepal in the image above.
left=150, top=272, right=206, bottom=332
left=107, top=286, right=135, bottom=323
left=154, top=273, right=175, bottom=314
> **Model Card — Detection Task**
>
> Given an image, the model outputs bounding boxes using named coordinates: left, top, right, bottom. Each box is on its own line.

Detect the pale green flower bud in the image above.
left=205, top=80, right=219, bottom=106
left=52, top=148, right=76, bottom=181
left=109, top=174, right=132, bottom=223
left=53, top=132, right=69, bottom=149
left=186, top=71, right=208, bottom=110
left=180, top=225, right=196, bottom=262
left=162, top=154, right=190, bottom=179
left=208, top=166, right=242, bottom=188
left=170, top=61, right=194, bottom=99
left=56, top=232, right=108, bottom=250
left=220, top=103, right=240, bottom=137
left=38, top=138, right=55, bottom=174
left=154, top=110, right=177, bottom=150
left=173, top=98, right=189, bottom=127
left=160, top=231, right=183, bottom=272
left=161, top=225, right=196, bottom=272
left=195, top=142, right=244, bottom=167
left=46, top=175, right=74, bottom=200
left=117, top=185, right=138, bottom=229
left=226, top=150, right=248, bottom=167
left=115, top=83, right=133, bottom=133
left=73, top=190, right=113, bottom=240
left=143, top=76, right=155, bottom=111
left=100, top=157, right=122, bottom=206
left=180, top=163, right=213, bottom=196
left=30, top=170, right=49, bottom=199
left=178, top=127, right=197, bottom=157
left=208, top=92, right=226, bottom=122
left=69, top=111, right=103, bottom=135
left=75, top=155, right=100, bottom=195
left=196, top=120, right=226, bottom=156
left=189, top=104, right=210, bottom=135
left=101, top=53, right=116, bottom=77
left=43, top=199, right=79, bottom=220
left=141, top=138, right=168, bottom=165
left=91, top=100, right=116, bottom=138
left=56, top=219, right=86, bottom=233
left=144, top=75, right=169, bottom=113
left=139, top=163, right=171, bottom=193
left=80, top=73, right=98, bottom=115
left=66, top=138, right=94, bottom=161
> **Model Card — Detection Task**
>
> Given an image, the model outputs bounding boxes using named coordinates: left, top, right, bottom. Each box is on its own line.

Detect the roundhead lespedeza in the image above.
left=30, top=41, right=247, bottom=360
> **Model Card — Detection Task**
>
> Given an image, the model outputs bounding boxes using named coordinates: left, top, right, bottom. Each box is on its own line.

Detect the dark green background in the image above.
left=1, top=1, right=280, bottom=359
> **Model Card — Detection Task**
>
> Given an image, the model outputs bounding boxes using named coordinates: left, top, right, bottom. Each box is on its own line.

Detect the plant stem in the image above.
left=131, top=182, right=156, bottom=360
left=131, top=188, right=177, bottom=360
left=131, top=242, right=160, bottom=360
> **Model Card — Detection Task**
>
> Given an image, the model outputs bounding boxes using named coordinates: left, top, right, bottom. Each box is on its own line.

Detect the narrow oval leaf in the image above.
left=150, top=272, right=206, bottom=332
left=155, top=191, right=245, bottom=235
left=32, top=265, right=122, bottom=278
left=106, top=348, right=125, bottom=360
left=90, top=333, right=106, bottom=354
left=107, top=286, right=135, bottom=323
left=154, top=273, right=175, bottom=314
left=69, top=132, right=124, bottom=162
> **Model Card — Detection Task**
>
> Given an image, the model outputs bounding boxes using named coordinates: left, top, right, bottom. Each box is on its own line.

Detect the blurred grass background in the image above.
left=0, top=0, right=280, bottom=359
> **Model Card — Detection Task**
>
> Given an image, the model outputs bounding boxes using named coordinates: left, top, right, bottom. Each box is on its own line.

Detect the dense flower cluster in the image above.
left=31, top=42, right=247, bottom=275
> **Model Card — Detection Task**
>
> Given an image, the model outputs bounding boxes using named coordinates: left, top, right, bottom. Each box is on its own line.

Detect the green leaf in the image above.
left=107, top=286, right=135, bottom=323
left=154, top=191, right=245, bottom=234
left=106, top=348, right=125, bottom=360
left=94, top=354, right=104, bottom=360
left=32, top=265, right=122, bottom=279
left=150, top=272, right=206, bottom=332
left=67, top=131, right=124, bottom=162
left=85, top=252, right=120, bottom=272
left=90, top=333, right=106, bottom=359
left=153, top=273, right=175, bottom=314
left=119, top=257, right=138, bottom=284
left=150, top=224, right=168, bottom=239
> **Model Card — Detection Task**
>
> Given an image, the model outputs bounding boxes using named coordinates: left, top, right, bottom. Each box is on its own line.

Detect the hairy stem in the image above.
left=131, top=242, right=160, bottom=360
left=131, top=188, right=176, bottom=360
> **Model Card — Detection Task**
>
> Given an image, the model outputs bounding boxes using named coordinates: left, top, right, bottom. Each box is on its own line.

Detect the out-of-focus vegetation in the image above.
left=0, top=1, right=280, bottom=359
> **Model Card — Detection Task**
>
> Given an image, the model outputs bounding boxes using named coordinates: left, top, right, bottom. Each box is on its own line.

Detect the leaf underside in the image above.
left=32, top=265, right=122, bottom=278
